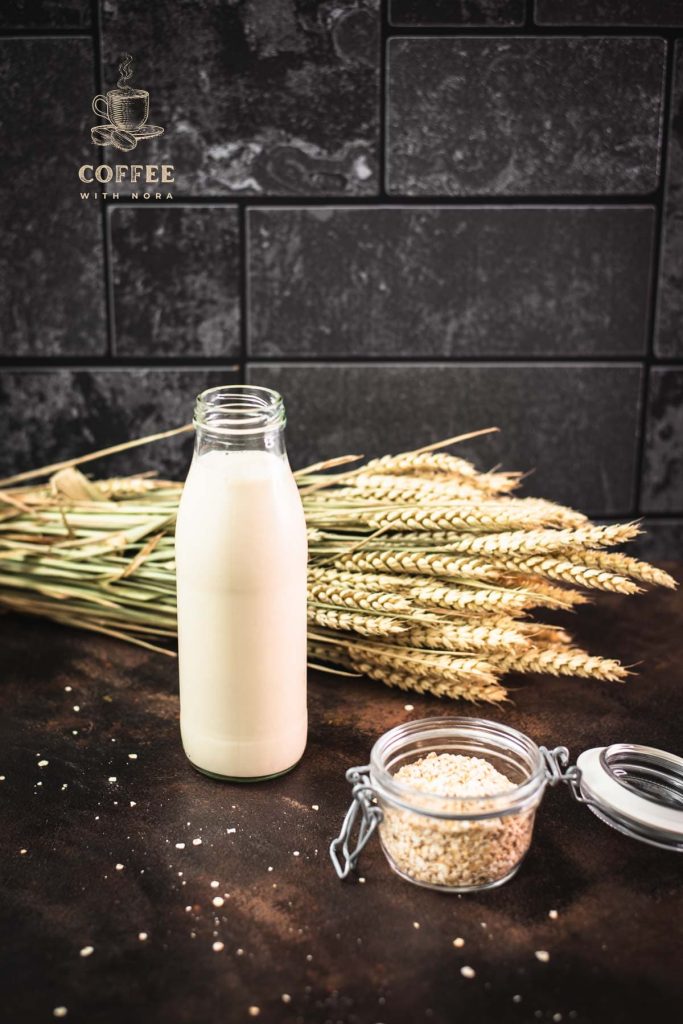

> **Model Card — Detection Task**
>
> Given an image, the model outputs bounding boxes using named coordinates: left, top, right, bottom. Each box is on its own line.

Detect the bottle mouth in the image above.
left=194, top=385, right=286, bottom=436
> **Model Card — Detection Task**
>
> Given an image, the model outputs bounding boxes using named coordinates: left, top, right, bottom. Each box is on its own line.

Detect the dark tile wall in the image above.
left=386, top=37, right=666, bottom=196
left=0, top=38, right=106, bottom=356
left=247, top=207, right=654, bottom=357
left=100, top=0, right=380, bottom=196
left=656, top=40, right=683, bottom=357
left=389, top=2, right=526, bottom=26
left=246, top=362, right=642, bottom=514
left=0, top=1, right=681, bottom=559
left=110, top=207, right=241, bottom=358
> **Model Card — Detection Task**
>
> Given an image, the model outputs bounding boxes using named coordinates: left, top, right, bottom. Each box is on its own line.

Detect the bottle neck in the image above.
left=193, top=385, right=288, bottom=458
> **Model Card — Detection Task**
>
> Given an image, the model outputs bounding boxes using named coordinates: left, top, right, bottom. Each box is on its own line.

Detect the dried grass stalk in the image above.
left=0, top=425, right=674, bottom=703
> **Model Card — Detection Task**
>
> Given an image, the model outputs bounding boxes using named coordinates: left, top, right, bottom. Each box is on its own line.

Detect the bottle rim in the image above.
left=194, top=385, right=286, bottom=436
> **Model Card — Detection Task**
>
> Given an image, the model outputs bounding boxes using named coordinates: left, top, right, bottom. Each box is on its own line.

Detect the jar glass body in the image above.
left=175, top=385, right=308, bottom=781
left=370, top=718, right=547, bottom=892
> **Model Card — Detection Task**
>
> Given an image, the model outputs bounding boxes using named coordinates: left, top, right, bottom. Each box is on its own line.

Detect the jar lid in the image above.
left=575, top=743, right=683, bottom=851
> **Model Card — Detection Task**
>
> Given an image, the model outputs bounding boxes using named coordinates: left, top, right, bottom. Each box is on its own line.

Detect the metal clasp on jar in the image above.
left=539, top=745, right=595, bottom=806
left=330, top=765, right=383, bottom=880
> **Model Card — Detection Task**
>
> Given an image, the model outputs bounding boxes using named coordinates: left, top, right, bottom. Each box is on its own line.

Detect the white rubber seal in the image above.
left=577, top=747, right=683, bottom=841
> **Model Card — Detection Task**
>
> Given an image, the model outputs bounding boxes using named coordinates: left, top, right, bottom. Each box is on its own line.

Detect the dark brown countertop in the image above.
left=2, top=570, right=683, bottom=1024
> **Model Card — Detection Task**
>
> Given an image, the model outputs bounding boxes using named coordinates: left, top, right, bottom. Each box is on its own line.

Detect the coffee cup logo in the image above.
left=91, top=54, right=164, bottom=152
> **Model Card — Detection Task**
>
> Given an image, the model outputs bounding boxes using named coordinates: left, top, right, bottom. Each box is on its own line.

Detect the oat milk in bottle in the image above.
left=175, top=385, right=308, bottom=779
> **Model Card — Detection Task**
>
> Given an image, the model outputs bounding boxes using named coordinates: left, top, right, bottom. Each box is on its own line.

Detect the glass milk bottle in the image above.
left=175, top=385, right=308, bottom=780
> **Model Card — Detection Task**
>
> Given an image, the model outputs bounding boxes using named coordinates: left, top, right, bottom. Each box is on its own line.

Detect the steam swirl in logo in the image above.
left=117, top=53, right=134, bottom=91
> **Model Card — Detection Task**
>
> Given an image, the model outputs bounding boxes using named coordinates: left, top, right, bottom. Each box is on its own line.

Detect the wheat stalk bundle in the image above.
left=0, top=424, right=675, bottom=703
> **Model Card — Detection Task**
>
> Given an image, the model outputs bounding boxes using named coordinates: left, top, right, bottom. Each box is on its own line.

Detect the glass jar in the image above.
left=331, top=716, right=683, bottom=892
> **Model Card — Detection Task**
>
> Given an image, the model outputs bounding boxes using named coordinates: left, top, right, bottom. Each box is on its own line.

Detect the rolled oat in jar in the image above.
left=379, top=752, right=536, bottom=890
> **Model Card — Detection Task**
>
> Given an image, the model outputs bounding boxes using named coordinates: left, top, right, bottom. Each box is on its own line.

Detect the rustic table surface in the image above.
left=2, top=570, right=682, bottom=1024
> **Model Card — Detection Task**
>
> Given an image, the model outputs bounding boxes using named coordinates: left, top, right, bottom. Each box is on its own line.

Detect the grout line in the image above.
left=379, top=0, right=388, bottom=197
left=382, top=25, right=681, bottom=38
left=104, top=193, right=661, bottom=208
left=633, top=37, right=677, bottom=516
left=238, top=205, right=248, bottom=383
left=90, top=0, right=115, bottom=359
left=0, top=357, right=648, bottom=370
left=0, top=30, right=92, bottom=39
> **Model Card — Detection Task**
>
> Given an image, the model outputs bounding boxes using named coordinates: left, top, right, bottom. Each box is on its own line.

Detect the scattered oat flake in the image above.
left=281, top=994, right=291, bottom=1004
left=130, top=801, right=136, bottom=807
left=293, top=850, right=300, bottom=857
left=185, top=906, right=192, bottom=912
left=461, top=966, right=476, bottom=979
left=175, top=843, right=186, bottom=849
left=236, top=947, right=244, bottom=956
left=311, top=804, right=319, bottom=811
left=226, top=828, right=236, bottom=834
left=212, top=941, right=224, bottom=952
left=192, top=838, right=202, bottom=846
left=413, top=921, right=420, bottom=929
left=128, top=754, right=138, bottom=760
left=358, top=877, right=366, bottom=884
left=115, top=863, right=124, bottom=871
left=0, top=776, right=5, bottom=781
left=306, top=954, right=313, bottom=962
left=73, top=706, right=80, bottom=712
left=210, top=880, right=219, bottom=888
left=20, top=849, right=27, bottom=855
left=453, top=938, right=465, bottom=948
left=549, top=909, right=559, bottom=920
left=553, top=1015, right=563, bottom=1022
left=38, top=760, right=49, bottom=767
left=138, top=932, right=148, bottom=941
left=79, top=946, right=94, bottom=957
left=72, top=730, right=78, bottom=736
left=404, top=704, right=414, bottom=711
left=513, top=995, right=522, bottom=1003
left=53, top=1009, right=68, bottom=1018
left=535, top=950, right=550, bottom=963
left=64, top=686, right=72, bottom=692
left=267, top=866, right=273, bottom=872
left=248, top=1009, right=260, bottom=1018
left=212, top=897, right=224, bottom=908
left=108, top=777, right=117, bottom=783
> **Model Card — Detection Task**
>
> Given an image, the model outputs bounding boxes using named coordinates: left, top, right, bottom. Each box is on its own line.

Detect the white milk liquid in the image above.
left=175, top=449, right=308, bottom=778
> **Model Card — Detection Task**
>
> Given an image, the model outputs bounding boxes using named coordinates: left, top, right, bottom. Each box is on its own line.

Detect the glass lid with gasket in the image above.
left=330, top=718, right=683, bottom=893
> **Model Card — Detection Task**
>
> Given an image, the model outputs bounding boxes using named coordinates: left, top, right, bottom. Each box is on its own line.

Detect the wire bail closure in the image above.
left=330, top=765, right=383, bottom=880
left=540, top=745, right=593, bottom=805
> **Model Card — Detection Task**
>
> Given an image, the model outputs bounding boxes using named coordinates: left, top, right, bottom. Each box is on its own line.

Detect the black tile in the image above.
left=248, top=206, right=654, bottom=358
left=0, top=0, right=90, bottom=28
left=536, top=1, right=683, bottom=25
left=0, top=39, right=106, bottom=356
left=0, top=369, right=240, bottom=481
left=390, top=0, right=525, bottom=25
left=111, top=207, right=241, bottom=358
left=630, top=521, right=683, bottom=563
left=100, top=1, right=380, bottom=197
left=387, top=37, right=666, bottom=196
left=246, top=362, right=642, bottom=515
left=641, top=368, right=683, bottom=514
left=655, top=41, right=683, bottom=358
